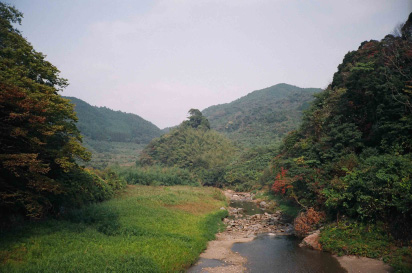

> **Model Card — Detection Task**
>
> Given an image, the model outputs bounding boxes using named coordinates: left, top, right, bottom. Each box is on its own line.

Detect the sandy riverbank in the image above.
left=335, top=255, right=393, bottom=273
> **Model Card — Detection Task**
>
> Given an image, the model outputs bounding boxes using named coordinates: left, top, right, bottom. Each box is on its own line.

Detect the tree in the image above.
left=182, top=109, right=210, bottom=130
left=0, top=3, right=91, bottom=220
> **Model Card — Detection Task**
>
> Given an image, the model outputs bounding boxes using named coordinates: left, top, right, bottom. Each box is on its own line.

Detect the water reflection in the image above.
left=232, top=235, right=346, bottom=273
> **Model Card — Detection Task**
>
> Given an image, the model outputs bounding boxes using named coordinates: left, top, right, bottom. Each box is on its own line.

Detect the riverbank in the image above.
left=335, top=255, right=393, bottom=273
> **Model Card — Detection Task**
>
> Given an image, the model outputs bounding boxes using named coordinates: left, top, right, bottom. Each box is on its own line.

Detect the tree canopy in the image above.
left=182, top=109, right=211, bottom=130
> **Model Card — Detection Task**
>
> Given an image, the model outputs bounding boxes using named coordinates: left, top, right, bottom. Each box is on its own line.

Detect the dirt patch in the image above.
left=166, top=202, right=217, bottom=215
left=195, top=234, right=254, bottom=272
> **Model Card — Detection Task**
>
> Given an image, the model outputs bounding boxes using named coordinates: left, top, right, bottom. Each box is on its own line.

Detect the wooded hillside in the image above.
left=65, top=97, right=162, bottom=144
left=202, top=83, right=321, bottom=146
left=267, top=15, right=412, bottom=242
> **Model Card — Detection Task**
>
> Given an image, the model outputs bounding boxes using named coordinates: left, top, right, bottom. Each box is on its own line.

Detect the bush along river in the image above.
left=188, top=190, right=347, bottom=273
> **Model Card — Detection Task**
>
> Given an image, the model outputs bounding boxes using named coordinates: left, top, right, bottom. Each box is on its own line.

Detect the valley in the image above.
left=1, top=2, right=412, bottom=273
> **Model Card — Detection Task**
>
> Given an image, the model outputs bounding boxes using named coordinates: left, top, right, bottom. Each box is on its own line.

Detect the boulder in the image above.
left=299, top=230, right=322, bottom=251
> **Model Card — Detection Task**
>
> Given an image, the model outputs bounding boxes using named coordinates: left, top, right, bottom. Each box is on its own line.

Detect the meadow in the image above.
left=0, top=186, right=227, bottom=272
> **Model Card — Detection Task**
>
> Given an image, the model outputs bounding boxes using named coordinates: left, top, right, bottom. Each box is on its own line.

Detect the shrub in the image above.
left=294, top=207, right=325, bottom=237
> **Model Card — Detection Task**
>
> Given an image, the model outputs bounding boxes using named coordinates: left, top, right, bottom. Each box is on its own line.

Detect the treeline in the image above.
left=0, top=3, right=124, bottom=223
left=263, top=15, right=412, bottom=242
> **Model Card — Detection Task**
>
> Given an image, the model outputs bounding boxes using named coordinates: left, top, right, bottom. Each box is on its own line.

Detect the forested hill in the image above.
left=65, top=96, right=162, bottom=144
left=202, top=83, right=322, bottom=146
left=268, top=15, right=412, bottom=244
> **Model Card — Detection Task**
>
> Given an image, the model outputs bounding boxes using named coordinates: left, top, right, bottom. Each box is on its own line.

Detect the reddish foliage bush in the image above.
left=271, top=167, right=292, bottom=194
left=294, top=208, right=326, bottom=237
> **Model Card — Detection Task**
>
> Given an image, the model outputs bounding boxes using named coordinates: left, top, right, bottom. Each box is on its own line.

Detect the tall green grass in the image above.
left=0, top=186, right=227, bottom=272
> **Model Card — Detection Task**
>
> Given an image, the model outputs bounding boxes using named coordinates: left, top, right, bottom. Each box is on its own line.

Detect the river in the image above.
left=188, top=192, right=347, bottom=272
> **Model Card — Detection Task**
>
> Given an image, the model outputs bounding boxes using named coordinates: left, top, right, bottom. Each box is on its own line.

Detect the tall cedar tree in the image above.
left=0, top=3, right=90, bottom=220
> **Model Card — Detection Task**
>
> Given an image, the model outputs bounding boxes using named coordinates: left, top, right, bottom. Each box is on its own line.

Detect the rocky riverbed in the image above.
left=188, top=190, right=294, bottom=273
left=224, top=206, right=294, bottom=237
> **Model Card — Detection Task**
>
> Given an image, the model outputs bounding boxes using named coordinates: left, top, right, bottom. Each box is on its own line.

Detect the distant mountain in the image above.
left=64, top=97, right=163, bottom=168
left=65, top=97, right=162, bottom=144
left=202, top=83, right=321, bottom=146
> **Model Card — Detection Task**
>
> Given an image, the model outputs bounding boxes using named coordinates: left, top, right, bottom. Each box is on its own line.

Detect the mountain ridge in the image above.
left=202, top=83, right=322, bottom=146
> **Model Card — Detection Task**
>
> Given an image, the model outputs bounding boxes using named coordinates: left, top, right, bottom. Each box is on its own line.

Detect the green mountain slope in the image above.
left=65, top=97, right=162, bottom=144
left=65, top=97, right=162, bottom=168
left=202, top=83, right=321, bottom=146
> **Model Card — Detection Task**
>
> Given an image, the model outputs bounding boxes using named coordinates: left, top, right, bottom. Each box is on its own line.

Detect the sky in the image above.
left=7, top=0, right=412, bottom=128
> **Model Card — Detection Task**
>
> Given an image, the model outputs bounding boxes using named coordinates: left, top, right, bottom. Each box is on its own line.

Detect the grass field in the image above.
left=0, top=186, right=227, bottom=272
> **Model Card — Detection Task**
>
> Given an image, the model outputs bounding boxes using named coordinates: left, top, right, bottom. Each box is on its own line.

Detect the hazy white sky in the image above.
left=8, top=0, right=412, bottom=128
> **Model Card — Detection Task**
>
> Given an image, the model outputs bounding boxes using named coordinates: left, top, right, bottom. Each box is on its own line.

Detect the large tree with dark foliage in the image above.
left=0, top=3, right=115, bottom=221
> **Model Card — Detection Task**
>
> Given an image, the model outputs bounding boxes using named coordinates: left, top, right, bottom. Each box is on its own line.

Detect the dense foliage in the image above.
left=65, top=97, right=162, bottom=144
left=224, top=145, right=279, bottom=191
left=202, top=83, right=321, bottom=146
left=266, top=14, right=412, bottom=242
left=139, top=110, right=237, bottom=186
left=0, top=4, right=124, bottom=222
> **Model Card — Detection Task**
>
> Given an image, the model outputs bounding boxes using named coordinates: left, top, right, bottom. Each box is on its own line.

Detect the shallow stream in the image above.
left=189, top=199, right=346, bottom=272
left=230, top=201, right=345, bottom=272
left=232, top=234, right=346, bottom=273
left=229, top=200, right=264, bottom=215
